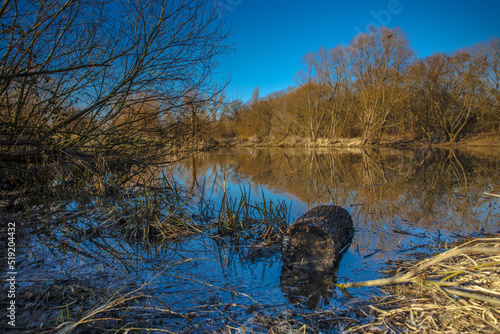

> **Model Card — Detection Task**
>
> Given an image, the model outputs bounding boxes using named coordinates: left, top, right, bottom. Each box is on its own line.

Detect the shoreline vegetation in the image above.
left=211, top=131, right=500, bottom=150
left=4, top=206, right=498, bottom=333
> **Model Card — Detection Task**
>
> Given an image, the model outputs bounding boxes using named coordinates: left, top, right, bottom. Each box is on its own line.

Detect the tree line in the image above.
left=222, top=27, right=500, bottom=144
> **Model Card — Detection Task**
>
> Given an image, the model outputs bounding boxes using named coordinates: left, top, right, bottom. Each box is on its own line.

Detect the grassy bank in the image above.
left=344, top=233, right=500, bottom=333
left=214, top=132, right=500, bottom=149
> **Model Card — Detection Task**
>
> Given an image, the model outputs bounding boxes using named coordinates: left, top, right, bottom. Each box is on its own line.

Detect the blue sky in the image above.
left=216, top=0, right=500, bottom=102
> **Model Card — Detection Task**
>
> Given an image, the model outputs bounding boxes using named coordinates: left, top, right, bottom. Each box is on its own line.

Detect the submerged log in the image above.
left=281, top=205, right=354, bottom=272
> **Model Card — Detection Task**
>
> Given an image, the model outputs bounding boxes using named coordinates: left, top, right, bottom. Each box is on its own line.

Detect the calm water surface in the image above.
left=19, top=147, right=500, bottom=331
left=158, top=147, right=500, bottom=316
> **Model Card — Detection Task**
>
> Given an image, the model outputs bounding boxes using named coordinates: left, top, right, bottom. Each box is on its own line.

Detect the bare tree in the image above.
left=293, top=48, right=332, bottom=142
left=0, top=0, right=231, bottom=164
left=479, top=37, right=500, bottom=128
left=326, top=45, right=354, bottom=140
left=287, top=45, right=354, bottom=142
left=269, top=91, right=294, bottom=141
left=407, top=51, right=486, bottom=142
left=251, top=86, right=260, bottom=105
left=349, top=26, right=414, bottom=144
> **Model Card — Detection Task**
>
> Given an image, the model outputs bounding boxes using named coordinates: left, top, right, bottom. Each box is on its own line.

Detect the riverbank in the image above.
left=214, top=132, right=500, bottom=149
left=4, top=212, right=498, bottom=333
left=351, top=233, right=500, bottom=333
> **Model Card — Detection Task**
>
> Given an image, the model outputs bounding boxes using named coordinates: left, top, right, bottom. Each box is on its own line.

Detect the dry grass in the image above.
left=52, top=259, right=193, bottom=334
left=346, top=234, right=500, bottom=333
left=105, top=176, right=202, bottom=242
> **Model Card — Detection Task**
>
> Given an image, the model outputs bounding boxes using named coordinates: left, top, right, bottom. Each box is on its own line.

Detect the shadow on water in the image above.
left=3, top=146, right=499, bottom=332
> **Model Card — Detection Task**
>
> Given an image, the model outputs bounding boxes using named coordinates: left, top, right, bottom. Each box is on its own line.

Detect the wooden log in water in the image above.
left=281, top=205, right=354, bottom=272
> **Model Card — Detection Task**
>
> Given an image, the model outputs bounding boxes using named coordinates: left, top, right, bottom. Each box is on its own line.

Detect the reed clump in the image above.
left=198, top=187, right=290, bottom=244
left=107, top=177, right=201, bottom=242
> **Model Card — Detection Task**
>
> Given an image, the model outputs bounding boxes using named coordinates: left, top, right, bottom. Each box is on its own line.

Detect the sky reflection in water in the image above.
left=19, top=147, right=500, bottom=330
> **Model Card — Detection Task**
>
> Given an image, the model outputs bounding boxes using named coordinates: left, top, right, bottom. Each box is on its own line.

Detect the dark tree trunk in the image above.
left=281, top=205, right=354, bottom=272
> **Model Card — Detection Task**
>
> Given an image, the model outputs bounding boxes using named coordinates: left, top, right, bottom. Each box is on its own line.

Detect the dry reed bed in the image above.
left=345, top=234, right=500, bottom=333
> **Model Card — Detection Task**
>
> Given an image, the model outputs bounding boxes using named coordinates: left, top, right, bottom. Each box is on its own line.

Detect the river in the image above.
left=15, top=146, right=500, bottom=332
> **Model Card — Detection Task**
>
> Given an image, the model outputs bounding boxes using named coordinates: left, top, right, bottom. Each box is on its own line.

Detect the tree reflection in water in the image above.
left=171, top=147, right=499, bottom=259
